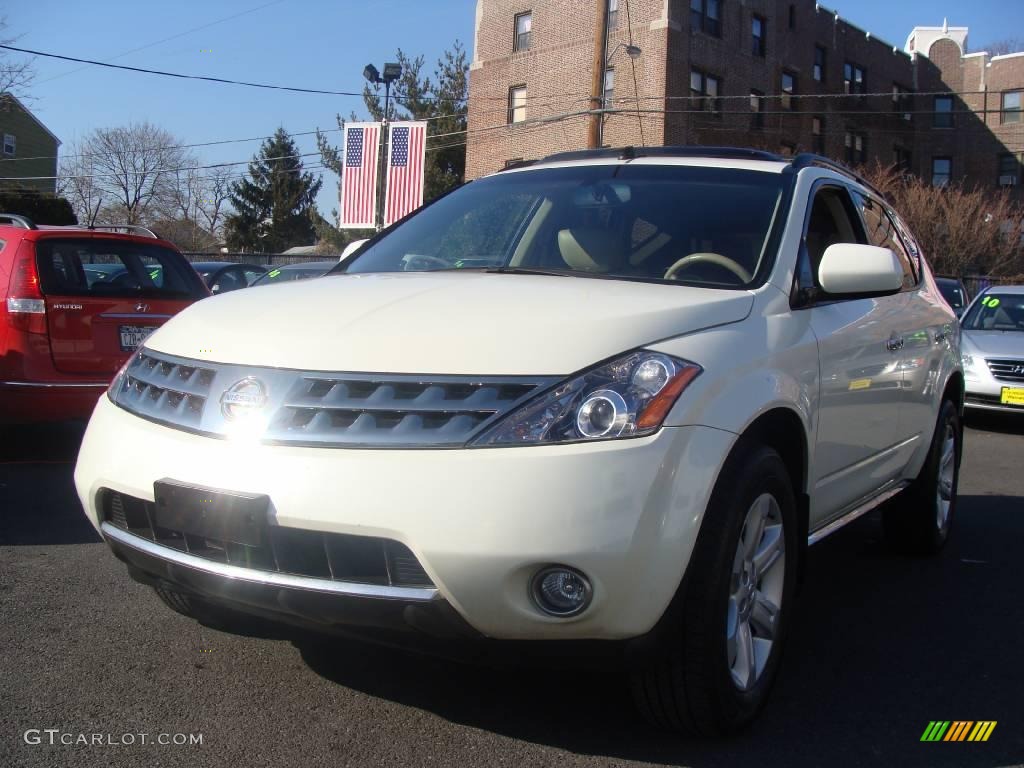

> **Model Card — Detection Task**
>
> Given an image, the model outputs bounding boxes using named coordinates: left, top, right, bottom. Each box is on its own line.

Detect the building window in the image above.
left=934, top=95, right=953, bottom=128
left=690, top=69, right=721, bottom=112
left=690, top=0, right=722, bottom=37
left=813, top=46, right=826, bottom=82
left=508, top=85, right=527, bottom=123
left=2, top=133, right=14, bottom=157
left=844, top=131, right=866, bottom=164
left=603, top=68, right=614, bottom=109
left=812, top=117, right=824, bottom=154
left=750, top=90, right=764, bottom=128
left=892, top=84, right=912, bottom=120
left=998, top=153, right=1021, bottom=186
left=788, top=4, right=796, bottom=29
left=513, top=12, right=532, bottom=52
left=894, top=146, right=912, bottom=174
left=752, top=16, right=766, bottom=57
left=781, top=72, right=796, bottom=110
left=608, top=0, right=618, bottom=30
left=932, top=157, right=952, bottom=187
left=843, top=62, right=865, bottom=94
left=1002, top=90, right=1022, bottom=124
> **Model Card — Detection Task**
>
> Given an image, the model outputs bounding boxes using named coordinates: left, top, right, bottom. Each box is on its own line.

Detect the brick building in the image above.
left=466, top=0, right=1024, bottom=197
left=0, top=93, right=61, bottom=195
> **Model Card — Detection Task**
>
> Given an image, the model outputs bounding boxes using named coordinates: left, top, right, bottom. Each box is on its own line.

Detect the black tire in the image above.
left=630, top=441, right=798, bottom=736
left=883, top=398, right=961, bottom=555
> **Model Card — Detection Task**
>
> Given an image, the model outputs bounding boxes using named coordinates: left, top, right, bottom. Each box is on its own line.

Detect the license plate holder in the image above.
left=153, top=479, right=269, bottom=546
left=119, top=324, right=156, bottom=352
left=1000, top=387, right=1024, bottom=406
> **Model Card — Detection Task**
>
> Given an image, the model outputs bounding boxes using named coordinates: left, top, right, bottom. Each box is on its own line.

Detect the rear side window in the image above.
left=34, top=238, right=207, bottom=299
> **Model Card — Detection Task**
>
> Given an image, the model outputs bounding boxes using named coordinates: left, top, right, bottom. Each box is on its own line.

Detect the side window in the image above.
left=795, top=185, right=865, bottom=298
left=853, top=192, right=917, bottom=290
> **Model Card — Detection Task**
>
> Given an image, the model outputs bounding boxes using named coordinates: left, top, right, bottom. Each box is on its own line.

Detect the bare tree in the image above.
left=864, top=163, right=1024, bottom=276
left=0, top=16, right=34, bottom=98
left=198, top=165, right=232, bottom=238
left=59, top=123, right=196, bottom=226
left=981, top=38, right=1024, bottom=56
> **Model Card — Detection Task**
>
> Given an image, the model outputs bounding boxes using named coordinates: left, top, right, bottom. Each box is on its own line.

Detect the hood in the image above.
left=145, top=272, right=753, bottom=375
left=961, top=329, right=1024, bottom=359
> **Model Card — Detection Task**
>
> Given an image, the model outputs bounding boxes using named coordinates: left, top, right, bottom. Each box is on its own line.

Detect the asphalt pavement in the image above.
left=1, top=414, right=1022, bottom=768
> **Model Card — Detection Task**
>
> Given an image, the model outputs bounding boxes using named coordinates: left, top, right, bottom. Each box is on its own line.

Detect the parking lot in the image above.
left=1, top=415, right=1022, bottom=768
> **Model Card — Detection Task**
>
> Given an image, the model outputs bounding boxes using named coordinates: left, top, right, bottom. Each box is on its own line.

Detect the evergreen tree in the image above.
left=225, top=128, right=322, bottom=252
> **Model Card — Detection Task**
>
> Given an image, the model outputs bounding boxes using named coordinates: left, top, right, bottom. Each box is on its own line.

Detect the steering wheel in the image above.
left=663, top=252, right=752, bottom=284
left=402, top=254, right=452, bottom=271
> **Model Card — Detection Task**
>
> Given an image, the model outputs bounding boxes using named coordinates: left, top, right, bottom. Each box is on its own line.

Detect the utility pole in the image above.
left=587, top=0, right=610, bottom=149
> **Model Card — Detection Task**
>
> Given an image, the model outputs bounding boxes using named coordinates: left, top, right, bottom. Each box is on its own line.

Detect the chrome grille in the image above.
left=114, top=351, right=216, bottom=428
left=266, top=376, right=541, bottom=446
left=985, top=358, right=1024, bottom=383
left=111, top=348, right=555, bottom=447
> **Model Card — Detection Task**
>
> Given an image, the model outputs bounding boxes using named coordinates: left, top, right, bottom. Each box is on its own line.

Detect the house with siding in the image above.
left=0, top=93, right=61, bottom=195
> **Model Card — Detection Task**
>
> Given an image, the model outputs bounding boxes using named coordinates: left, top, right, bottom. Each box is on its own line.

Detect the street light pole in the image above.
left=363, top=62, right=403, bottom=231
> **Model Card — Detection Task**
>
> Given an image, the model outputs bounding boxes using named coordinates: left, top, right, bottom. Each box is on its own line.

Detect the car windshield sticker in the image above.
left=268, top=269, right=281, bottom=278
left=982, top=297, right=1001, bottom=308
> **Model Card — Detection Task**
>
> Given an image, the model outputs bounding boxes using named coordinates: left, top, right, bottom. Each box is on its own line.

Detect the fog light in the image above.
left=531, top=566, right=592, bottom=617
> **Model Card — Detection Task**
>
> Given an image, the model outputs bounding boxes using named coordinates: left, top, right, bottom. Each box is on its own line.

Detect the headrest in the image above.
left=557, top=228, right=617, bottom=272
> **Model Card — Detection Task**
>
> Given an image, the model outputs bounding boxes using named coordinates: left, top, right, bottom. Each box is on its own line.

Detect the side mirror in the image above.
left=818, top=244, right=903, bottom=296
left=339, top=238, right=369, bottom=264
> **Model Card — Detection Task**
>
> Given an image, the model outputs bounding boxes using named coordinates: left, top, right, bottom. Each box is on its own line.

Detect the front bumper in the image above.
left=75, top=396, right=734, bottom=641
left=963, top=367, right=1024, bottom=413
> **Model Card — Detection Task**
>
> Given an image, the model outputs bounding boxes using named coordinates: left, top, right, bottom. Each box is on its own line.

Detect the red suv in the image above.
left=1, top=214, right=209, bottom=424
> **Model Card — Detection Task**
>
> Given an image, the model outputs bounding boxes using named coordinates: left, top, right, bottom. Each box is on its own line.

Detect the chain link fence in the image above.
left=182, top=252, right=335, bottom=266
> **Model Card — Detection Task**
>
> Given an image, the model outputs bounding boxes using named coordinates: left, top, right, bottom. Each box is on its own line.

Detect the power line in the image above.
left=0, top=44, right=367, bottom=97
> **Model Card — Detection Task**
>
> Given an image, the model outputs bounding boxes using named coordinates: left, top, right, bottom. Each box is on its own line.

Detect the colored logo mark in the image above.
left=921, top=721, right=997, bottom=742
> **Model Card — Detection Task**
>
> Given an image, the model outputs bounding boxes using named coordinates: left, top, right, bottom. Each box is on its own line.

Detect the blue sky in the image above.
left=6, top=0, right=1022, bottom=219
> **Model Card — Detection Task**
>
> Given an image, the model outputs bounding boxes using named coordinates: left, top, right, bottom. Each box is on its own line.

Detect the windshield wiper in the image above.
left=483, top=266, right=569, bottom=277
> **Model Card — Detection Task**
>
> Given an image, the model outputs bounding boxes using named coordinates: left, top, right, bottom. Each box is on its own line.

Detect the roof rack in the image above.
left=788, top=153, right=884, bottom=196
left=86, top=224, right=159, bottom=238
left=0, top=213, right=37, bottom=229
left=537, top=146, right=787, bottom=165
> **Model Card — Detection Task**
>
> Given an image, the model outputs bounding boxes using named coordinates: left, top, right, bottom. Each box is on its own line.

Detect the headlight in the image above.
left=471, top=350, right=701, bottom=446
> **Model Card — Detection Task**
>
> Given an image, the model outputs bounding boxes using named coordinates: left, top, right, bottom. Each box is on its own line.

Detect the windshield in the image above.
left=341, top=165, right=787, bottom=288
left=962, top=293, right=1024, bottom=332
left=936, top=279, right=966, bottom=309
left=252, top=264, right=332, bottom=285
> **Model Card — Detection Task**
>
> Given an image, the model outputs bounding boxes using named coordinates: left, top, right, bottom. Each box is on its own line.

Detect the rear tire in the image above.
left=883, top=399, right=961, bottom=555
left=630, top=441, right=798, bottom=736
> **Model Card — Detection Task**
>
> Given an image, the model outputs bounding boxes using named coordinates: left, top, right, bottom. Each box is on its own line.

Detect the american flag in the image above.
left=383, top=121, right=427, bottom=227
left=339, top=123, right=379, bottom=229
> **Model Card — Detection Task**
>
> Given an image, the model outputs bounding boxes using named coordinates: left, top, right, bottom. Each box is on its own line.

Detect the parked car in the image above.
left=960, top=285, right=1024, bottom=412
left=189, top=261, right=266, bottom=294
left=74, top=149, right=963, bottom=736
left=1, top=215, right=209, bottom=423
left=249, top=261, right=336, bottom=286
left=935, top=275, right=970, bottom=318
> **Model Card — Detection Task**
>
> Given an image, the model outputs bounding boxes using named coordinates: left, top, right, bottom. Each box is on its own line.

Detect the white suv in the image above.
left=75, top=148, right=963, bottom=736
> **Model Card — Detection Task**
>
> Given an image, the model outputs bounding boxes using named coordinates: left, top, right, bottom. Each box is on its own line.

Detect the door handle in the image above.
left=886, top=335, right=904, bottom=352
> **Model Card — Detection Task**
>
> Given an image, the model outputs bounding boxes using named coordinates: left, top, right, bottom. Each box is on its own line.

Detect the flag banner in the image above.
left=383, top=121, right=427, bottom=227
left=339, top=123, right=379, bottom=229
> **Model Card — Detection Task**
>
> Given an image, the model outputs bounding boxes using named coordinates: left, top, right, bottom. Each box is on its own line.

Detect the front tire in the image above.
left=630, top=442, right=798, bottom=736
left=883, top=398, right=961, bottom=554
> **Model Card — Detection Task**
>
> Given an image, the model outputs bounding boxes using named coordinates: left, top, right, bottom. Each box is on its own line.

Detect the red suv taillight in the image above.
left=6, top=244, right=47, bottom=334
